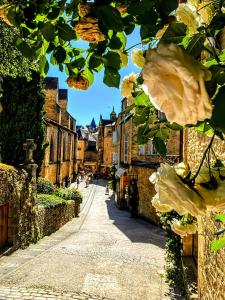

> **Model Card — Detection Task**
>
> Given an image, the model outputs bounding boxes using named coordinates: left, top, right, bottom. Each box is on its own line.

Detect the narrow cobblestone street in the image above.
left=0, top=181, right=176, bottom=300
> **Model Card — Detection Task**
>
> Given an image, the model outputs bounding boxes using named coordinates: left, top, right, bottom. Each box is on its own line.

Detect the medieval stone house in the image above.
left=114, top=97, right=181, bottom=223
left=41, top=77, right=77, bottom=186
left=77, top=121, right=98, bottom=172
left=97, top=108, right=118, bottom=174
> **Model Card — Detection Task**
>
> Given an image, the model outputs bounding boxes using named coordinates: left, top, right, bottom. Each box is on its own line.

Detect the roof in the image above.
left=106, top=122, right=115, bottom=127
left=90, top=118, right=96, bottom=128
left=101, top=119, right=114, bottom=126
left=44, top=77, right=58, bottom=89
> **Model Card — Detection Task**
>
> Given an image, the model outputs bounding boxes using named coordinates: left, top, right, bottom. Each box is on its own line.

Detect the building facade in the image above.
left=97, top=108, right=118, bottom=174
left=77, top=123, right=98, bottom=173
left=41, top=77, right=77, bottom=186
left=114, top=97, right=181, bottom=223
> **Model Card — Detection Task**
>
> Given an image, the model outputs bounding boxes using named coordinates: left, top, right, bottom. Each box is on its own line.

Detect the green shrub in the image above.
left=36, top=194, right=67, bottom=208
left=54, top=188, right=72, bottom=200
left=37, top=177, right=54, bottom=194
left=70, top=188, right=83, bottom=204
left=54, top=188, right=83, bottom=204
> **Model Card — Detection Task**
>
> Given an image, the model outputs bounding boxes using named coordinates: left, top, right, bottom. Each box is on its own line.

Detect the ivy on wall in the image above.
left=0, top=20, right=33, bottom=80
left=160, top=211, right=188, bottom=298
left=0, top=73, right=46, bottom=174
left=0, top=21, right=46, bottom=174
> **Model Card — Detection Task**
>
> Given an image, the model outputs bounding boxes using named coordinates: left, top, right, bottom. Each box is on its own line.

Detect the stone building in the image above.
left=41, top=77, right=77, bottom=186
left=77, top=122, right=98, bottom=172
left=183, top=129, right=225, bottom=300
left=114, top=98, right=181, bottom=223
left=97, top=108, right=118, bottom=174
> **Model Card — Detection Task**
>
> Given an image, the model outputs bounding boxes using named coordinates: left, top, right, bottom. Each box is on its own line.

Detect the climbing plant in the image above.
left=0, top=20, right=46, bottom=173
left=160, top=211, right=188, bottom=298
left=0, top=73, right=46, bottom=174
left=0, top=20, right=34, bottom=79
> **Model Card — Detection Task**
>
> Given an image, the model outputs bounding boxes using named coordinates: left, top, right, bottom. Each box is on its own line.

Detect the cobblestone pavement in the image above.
left=0, top=180, right=178, bottom=300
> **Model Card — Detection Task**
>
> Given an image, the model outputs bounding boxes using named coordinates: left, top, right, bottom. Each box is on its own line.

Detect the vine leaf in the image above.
left=160, top=22, right=187, bottom=44
left=211, top=237, right=225, bottom=251
left=96, top=6, right=123, bottom=32
left=215, top=214, right=225, bottom=222
left=103, top=67, right=120, bottom=88
left=134, top=92, right=150, bottom=107
left=186, top=33, right=205, bottom=58
left=153, top=136, right=167, bottom=157
left=211, top=86, right=225, bottom=131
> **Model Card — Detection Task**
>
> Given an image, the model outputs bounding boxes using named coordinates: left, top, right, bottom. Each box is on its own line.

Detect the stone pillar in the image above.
left=23, top=139, right=38, bottom=193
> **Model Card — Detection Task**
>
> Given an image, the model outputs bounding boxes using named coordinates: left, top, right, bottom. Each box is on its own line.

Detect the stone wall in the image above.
left=38, top=201, right=75, bottom=237
left=0, top=164, right=39, bottom=250
left=184, top=129, right=225, bottom=300
left=129, top=165, right=159, bottom=224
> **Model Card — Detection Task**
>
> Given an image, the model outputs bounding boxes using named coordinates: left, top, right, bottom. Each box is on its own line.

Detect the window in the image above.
left=49, top=137, right=54, bottom=162
left=139, top=140, right=157, bottom=156
left=112, top=152, right=118, bottom=164
left=124, top=135, right=129, bottom=163
left=78, top=147, right=81, bottom=151
left=158, top=111, right=166, bottom=120
left=139, top=145, right=145, bottom=155
left=63, top=134, right=67, bottom=161
left=146, top=140, right=157, bottom=155
left=67, top=134, right=71, bottom=160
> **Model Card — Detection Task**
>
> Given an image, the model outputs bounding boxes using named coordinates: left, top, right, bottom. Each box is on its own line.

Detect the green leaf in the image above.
left=141, top=23, right=157, bottom=40
left=48, top=7, right=61, bottom=20
left=103, top=67, right=120, bottom=88
left=196, top=122, right=214, bottom=136
left=39, top=55, right=49, bottom=77
left=70, top=57, right=85, bottom=69
left=137, top=125, right=152, bottom=144
left=186, top=34, right=205, bottom=58
left=211, top=86, right=225, bottom=131
left=165, top=123, right=183, bottom=131
left=215, top=214, right=225, bottom=223
left=134, top=92, right=150, bottom=107
left=58, top=23, right=76, bottom=41
left=159, top=0, right=178, bottom=16
left=15, top=38, right=33, bottom=59
left=103, top=51, right=121, bottom=70
left=97, top=5, right=123, bottom=32
left=122, top=15, right=135, bottom=35
left=50, top=53, right=57, bottom=66
left=117, top=32, right=127, bottom=48
left=41, top=22, right=55, bottom=42
left=160, top=22, right=187, bottom=44
left=128, top=0, right=155, bottom=15
left=88, top=54, right=102, bottom=70
left=155, top=128, right=170, bottom=141
left=211, top=237, right=225, bottom=251
left=108, top=36, right=123, bottom=50
left=82, top=68, right=94, bottom=86
left=53, top=46, right=67, bottom=64
left=153, top=136, right=167, bottom=156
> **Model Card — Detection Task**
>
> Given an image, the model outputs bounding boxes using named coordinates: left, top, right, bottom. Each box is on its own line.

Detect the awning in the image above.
left=115, top=168, right=126, bottom=177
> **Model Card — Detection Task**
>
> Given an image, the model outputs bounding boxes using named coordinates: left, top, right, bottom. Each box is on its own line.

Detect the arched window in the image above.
left=50, top=136, right=54, bottom=162
left=67, top=134, right=71, bottom=160
left=63, top=133, right=67, bottom=161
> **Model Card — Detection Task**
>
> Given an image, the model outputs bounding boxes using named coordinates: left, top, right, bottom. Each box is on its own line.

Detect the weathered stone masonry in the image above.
left=184, top=129, right=225, bottom=300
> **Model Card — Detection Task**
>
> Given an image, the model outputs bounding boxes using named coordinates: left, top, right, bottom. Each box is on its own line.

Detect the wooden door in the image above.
left=0, top=203, right=8, bottom=249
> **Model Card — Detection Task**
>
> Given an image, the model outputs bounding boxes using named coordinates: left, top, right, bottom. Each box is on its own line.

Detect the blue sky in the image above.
left=47, top=28, right=142, bottom=126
